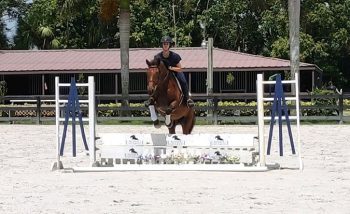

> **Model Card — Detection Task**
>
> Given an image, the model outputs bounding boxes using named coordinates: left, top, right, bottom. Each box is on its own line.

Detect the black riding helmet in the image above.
left=160, top=36, right=173, bottom=44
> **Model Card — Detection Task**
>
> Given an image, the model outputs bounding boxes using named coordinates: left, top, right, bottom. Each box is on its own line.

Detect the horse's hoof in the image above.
left=153, top=119, right=161, bottom=128
left=165, top=115, right=171, bottom=126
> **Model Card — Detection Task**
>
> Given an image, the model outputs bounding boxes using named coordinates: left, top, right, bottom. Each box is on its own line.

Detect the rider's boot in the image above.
left=185, top=94, right=195, bottom=108
left=175, top=72, right=194, bottom=108
left=182, top=83, right=194, bottom=107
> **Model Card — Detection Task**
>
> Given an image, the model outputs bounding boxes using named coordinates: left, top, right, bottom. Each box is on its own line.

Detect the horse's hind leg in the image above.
left=168, top=124, right=176, bottom=134
left=181, top=110, right=195, bottom=134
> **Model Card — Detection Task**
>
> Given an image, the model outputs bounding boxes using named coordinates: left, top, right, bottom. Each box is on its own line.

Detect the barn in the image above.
left=0, top=48, right=322, bottom=96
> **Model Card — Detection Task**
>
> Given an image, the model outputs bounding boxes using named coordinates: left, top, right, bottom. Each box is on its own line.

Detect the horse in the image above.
left=145, top=57, right=195, bottom=134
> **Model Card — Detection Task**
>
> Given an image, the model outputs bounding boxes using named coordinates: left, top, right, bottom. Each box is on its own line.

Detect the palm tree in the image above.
left=61, top=0, right=131, bottom=105
left=119, top=0, right=130, bottom=106
left=37, top=26, right=60, bottom=49
left=288, top=0, right=300, bottom=93
left=100, top=0, right=130, bottom=108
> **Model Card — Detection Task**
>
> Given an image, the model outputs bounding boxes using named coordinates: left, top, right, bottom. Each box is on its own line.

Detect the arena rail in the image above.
left=0, top=93, right=349, bottom=124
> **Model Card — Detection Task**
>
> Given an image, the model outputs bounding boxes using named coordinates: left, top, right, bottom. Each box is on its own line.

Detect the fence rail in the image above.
left=1, top=93, right=349, bottom=124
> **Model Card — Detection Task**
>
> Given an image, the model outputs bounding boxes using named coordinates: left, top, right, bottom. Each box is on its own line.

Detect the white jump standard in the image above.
left=51, top=76, right=97, bottom=171
left=257, top=73, right=303, bottom=170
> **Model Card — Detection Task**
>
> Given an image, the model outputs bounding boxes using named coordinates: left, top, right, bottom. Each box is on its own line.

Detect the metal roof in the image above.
left=0, top=48, right=321, bottom=74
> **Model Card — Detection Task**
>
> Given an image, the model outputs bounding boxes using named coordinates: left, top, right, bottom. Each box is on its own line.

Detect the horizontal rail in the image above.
left=1, top=93, right=349, bottom=124
left=262, top=80, right=297, bottom=85
left=1, top=115, right=348, bottom=123
left=58, top=118, right=89, bottom=122
left=263, top=116, right=298, bottom=120
left=58, top=100, right=90, bottom=104
left=262, top=97, right=298, bottom=101
left=58, top=83, right=90, bottom=87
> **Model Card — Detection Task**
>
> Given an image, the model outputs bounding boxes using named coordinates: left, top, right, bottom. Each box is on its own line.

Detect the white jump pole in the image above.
left=294, top=73, right=303, bottom=170
left=52, top=77, right=63, bottom=170
left=88, top=76, right=96, bottom=166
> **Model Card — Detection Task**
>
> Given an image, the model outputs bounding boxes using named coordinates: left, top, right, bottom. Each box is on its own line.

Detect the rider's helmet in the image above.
left=160, top=36, right=173, bottom=44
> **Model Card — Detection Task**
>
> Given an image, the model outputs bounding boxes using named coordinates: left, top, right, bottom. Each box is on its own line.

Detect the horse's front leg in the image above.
left=165, top=100, right=180, bottom=115
left=164, top=101, right=178, bottom=127
left=164, top=100, right=180, bottom=126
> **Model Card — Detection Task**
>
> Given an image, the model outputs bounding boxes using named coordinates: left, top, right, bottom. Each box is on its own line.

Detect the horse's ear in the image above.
left=146, top=59, right=151, bottom=67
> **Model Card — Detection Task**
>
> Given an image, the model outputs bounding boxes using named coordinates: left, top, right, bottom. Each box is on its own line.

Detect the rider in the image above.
left=155, top=36, right=194, bottom=107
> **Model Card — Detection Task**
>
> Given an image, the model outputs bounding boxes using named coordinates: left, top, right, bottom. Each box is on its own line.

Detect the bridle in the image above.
left=147, top=64, right=171, bottom=92
left=147, top=66, right=160, bottom=87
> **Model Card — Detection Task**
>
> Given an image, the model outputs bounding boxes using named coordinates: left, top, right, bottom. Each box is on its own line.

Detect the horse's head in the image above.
left=146, top=57, right=167, bottom=95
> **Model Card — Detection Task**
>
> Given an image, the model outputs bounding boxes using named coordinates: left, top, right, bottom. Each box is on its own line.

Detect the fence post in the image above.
left=213, top=97, right=218, bottom=125
left=338, top=91, right=343, bottom=124
left=36, top=96, right=41, bottom=124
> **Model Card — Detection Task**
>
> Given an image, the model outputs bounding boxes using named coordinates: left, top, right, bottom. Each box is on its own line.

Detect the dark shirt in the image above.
left=155, top=51, right=181, bottom=67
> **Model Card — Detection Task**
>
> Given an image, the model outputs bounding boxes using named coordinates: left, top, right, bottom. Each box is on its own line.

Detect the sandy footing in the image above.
left=0, top=124, right=349, bottom=213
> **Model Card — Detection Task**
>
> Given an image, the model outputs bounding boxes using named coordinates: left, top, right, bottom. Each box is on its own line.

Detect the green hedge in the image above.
left=1, top=95, right=348, bottom=118
left=96, top=99, right=347, bottom=117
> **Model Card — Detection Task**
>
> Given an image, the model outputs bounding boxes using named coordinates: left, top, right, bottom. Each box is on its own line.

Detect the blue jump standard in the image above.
left=267, top=74, right=296, bottom=156
left=60, top=77, right=89, bottom=157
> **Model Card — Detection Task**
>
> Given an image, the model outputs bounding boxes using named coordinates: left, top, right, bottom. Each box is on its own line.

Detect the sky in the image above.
left=4, top=16, right=17, bottom=43
left=2, top=0, right=32, bottom=44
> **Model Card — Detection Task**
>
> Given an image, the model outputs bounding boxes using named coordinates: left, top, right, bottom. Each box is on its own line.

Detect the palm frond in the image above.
left=51, top=39, right=60, bottom=49
left=38, top=26, right=54, bottom=38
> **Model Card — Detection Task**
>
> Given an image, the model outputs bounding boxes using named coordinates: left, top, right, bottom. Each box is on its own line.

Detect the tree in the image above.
left=14, top=0, right=60, bottom=49
left=8, top=0, right=350, bottom=88
left=0, top=22, right=7, bottom=49
left=100, top=0, right=130, bottom=109
left=119, top=0, right=130, bottom=106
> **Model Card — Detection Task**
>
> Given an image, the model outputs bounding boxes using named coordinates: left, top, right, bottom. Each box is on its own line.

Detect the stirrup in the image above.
left=187, top=99, right=195, bottom=108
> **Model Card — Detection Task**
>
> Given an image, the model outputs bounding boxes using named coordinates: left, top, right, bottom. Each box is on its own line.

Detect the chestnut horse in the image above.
left=146, top=57, right=195, bottom=134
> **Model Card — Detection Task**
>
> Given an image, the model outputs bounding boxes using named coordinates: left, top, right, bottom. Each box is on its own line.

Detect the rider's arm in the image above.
left=169, top=62, right=182, bottom=72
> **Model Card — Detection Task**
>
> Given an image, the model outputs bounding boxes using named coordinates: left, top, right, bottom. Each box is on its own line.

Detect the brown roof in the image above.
left=0, top=48, right=321, bottom=74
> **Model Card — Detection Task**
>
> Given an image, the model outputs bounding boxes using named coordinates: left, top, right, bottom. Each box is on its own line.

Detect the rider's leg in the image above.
left=174, top=72, right=194, bottom=107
